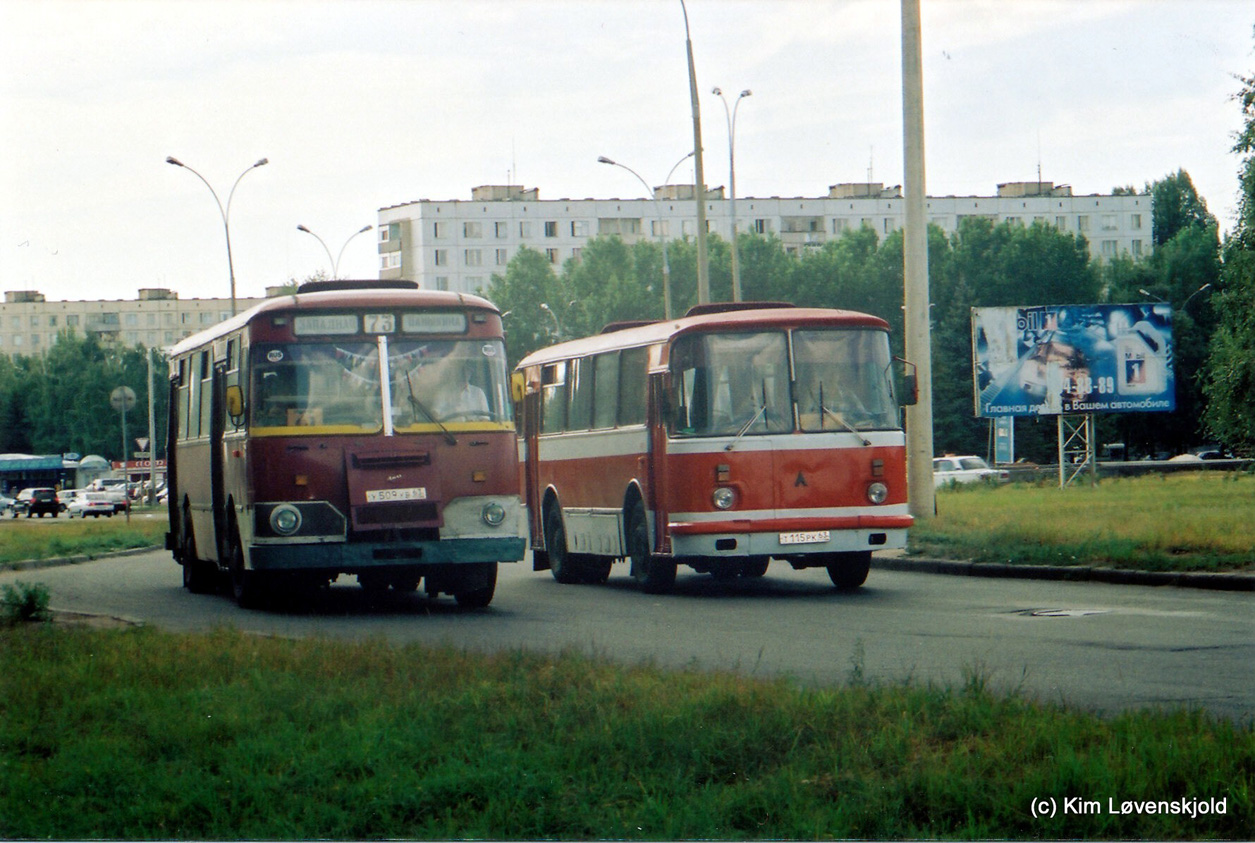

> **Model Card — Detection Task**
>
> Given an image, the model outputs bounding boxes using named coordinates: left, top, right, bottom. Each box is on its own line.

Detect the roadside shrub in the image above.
left=1, top=581, right=51, bottom=625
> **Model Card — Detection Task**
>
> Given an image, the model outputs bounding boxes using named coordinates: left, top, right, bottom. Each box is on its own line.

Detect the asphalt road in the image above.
left=4, top=548, right=1252, bottom=721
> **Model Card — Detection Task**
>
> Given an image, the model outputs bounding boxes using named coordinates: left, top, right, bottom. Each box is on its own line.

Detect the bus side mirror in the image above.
left=895, top=357, right=919, bottom=406
left=510, top=372, right=525, bottom=404
left=225, top=384, right=245, bottom=420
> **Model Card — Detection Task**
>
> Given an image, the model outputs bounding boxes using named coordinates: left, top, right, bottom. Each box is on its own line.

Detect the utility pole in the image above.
left=902, top=0, right=935, bottom=519
left=680, top=0, right=710, bottom=304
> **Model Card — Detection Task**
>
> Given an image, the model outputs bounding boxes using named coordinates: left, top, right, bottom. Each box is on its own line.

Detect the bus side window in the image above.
left=618, top=347, right=647, bottom=426
left=567, top=357, right=593, bottom=431
left=592, top=352, right=619, bottom=429
left=541, top=362, right=567, bottom=433
left=176, top=358, right=191, bottom=440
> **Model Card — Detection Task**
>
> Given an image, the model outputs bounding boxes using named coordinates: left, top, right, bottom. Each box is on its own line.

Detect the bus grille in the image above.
left=354, top=501, right=440, bottom=526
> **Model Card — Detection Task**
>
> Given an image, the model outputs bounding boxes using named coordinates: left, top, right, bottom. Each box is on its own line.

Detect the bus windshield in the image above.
left=792, top=329, right=899, bottom=432
left=670, top=328, right=898, bottom=437
left=251, top=339, right=512, bottom=431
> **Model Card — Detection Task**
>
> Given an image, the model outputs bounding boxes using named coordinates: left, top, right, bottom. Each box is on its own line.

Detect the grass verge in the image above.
left=1, top=625, right=1251, bottom=840
left=0, top=512, right=166, bottom=567
left=913, top=472, right=1255, bottom=573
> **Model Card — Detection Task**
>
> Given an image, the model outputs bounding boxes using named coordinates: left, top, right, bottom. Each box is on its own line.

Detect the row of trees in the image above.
left=4, top=67, right=1252, bottom=465
left=486, top=166, right=1232, bottom=462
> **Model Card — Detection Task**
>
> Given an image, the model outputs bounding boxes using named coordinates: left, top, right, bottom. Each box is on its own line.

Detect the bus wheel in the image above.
left=454, top=563, right=497, bottom=609
left=581, top=559, right=612, bottom=584
left=227, top=519, right=268, bottom=609
left=825, top=551, right=871, bottom=590
left=627, top=501, right=676, bottom=594
left=180, top=506, right=217, bottom=594
left=544, top=505, right=580, bottom=585
left=743, top=557, right=770, bottom=578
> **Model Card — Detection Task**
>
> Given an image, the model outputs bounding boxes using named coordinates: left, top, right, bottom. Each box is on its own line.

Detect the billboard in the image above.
left=972, top=304, right=1174, bottom=418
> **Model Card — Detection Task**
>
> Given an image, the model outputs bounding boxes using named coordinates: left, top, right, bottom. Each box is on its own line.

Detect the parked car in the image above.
left=67, top=491, right=116, bottom=518
left=933, top=456, right=1009, bottom=488
left=10, top=487, right=62, bottom=517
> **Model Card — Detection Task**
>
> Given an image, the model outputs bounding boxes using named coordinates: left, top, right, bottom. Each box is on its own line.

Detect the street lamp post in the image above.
left=598, top=152, right=694, bottom=320
left=539, top=302, right=561, bottom=341
left=712, top=87, right=751, bottom=302
left=297, top=224, right=373, bottom=279
left=166, top=156, right=268, bottom=316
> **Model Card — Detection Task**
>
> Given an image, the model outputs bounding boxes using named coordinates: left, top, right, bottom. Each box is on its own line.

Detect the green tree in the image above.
left=483, top=247, right=564, bottom=367
left=1203, top=64, right=1255, bottom=454
left=1152, top=169, right=1217, bottom=247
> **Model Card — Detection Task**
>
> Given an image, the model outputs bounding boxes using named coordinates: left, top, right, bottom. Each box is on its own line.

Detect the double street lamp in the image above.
left=597, top=151, right=694, bottom=320
left=297, top=224, right=373, bottom=279
left=165, top=156, right=268, bottom=316
left=712, top=86, right=752, bottom=302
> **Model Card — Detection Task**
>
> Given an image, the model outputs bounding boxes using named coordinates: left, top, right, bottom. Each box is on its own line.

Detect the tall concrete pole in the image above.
left=902, top=0, right=935, bottom=519
left=681, top=0, right=711, bottom=305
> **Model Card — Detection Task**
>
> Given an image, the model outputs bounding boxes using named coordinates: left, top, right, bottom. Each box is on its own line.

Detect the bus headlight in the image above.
left=481, top=501, right=507, bottom=527
left=712, top=487, right=736, bottom=510
left=270, top=504, right=303, bottom=536
left=866, top=482, right=889, bottom=505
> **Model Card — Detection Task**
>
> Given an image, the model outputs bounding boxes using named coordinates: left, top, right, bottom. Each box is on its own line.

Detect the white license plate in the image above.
left=779, top=530, right=831, bottom=546
left=365, top=486, right=427, bottom=503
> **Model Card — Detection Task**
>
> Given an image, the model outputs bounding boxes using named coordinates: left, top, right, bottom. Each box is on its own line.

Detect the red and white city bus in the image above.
left=166, top=280, right=524, bottom=608
left=514, top=302, right=915, bottom=593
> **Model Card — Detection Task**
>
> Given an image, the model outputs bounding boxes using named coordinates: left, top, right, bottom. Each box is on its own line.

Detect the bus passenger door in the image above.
left=209, top=361, right=228, bottom=561
left=522, top=386, right=545, bottom=567
left=647, top=372, right=670, bottom=554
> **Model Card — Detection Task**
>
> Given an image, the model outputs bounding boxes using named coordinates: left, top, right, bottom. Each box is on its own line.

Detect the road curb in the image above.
left=874, top=555, right=1255, bottom=592
left=1, top=546, right=161, bottom=573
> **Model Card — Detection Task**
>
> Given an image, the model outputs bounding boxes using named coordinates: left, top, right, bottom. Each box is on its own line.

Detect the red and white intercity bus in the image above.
left=514, top=302, right=915, bottom=593
left=166, top=281, right=524, bottom=608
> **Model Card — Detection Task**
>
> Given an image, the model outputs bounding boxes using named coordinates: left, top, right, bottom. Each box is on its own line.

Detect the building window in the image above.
left=1077, top=215, right=1090, bottom=232
left=434, top=249, right=448, bottom=266
left=753, top=219, right=768, bottom=234
left=30, top=315, right=40, bottom=327
left=519, top=221, right=532, bottom=238
left=1131, top=214, right=1143, bottom=230
left=651, top=219, right=670, bottom=237
left=1101, top=214, right=1118, bottom=231
left=1055, top=216, right=1068, bottom=230
left=464, top=248, right=482, bottom=267
left=1101, top=240, right=1118, bottom=257
left=495, top=221, right=509, bottom=238
left=1131, top=240, right=1143, bottom=257
left=463, top=221, right=483, bottom=238
left=379, top=226, right=390, bottom=242
left=125, top=313, right=139, bottom=326
left=434, top=277, right=449, bottom=291
left=381, top=252, right=401, bottom=270
left=544, top=221, right=558, bottom=238
left=571, top=220, right=590, bottom=237
left=546, top=248, right=559, bottom=263
left=67, top=314, right=79, bottom=327
left=495, top=248, right=509, bottom=266
left=433, top=221, right=447, bottom=238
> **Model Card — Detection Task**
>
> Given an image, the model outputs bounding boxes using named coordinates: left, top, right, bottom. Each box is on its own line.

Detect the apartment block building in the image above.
left=377, top=181, right=1151, bottom=295
left=0, top=288, right=267, bottom=357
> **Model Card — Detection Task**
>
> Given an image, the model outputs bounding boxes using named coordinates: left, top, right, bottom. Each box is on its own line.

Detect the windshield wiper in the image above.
left=406, top=371, right=457, bottom=445
left=725, top=379, right=769, bottom=452
left=816, top=382, right=871, bottom=446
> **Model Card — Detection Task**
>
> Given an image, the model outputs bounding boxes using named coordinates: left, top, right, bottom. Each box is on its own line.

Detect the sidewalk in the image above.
left=874, top=550, right=1255, bottom=592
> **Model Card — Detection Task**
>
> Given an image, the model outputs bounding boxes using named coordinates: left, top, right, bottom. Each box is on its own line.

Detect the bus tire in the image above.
left=543, top=505, right=580, bottom=585
left=454, top=563, right=497, bottom=609
left=627, top=501, right=676, bottom=594
left=825, top=551, right=871, bottom=590
left=179, top=504, right=218, bottom=594
left=227, top=517, right=268, bottom=609
left=743, top=557, right=770, bottom=578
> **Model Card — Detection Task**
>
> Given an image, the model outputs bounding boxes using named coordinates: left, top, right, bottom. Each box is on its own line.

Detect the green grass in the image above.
left=1, top=625, right=1251, bottom=840
left=0, top=512, right=167, bottom=566
left=914, top=472, right=1255, bottom=572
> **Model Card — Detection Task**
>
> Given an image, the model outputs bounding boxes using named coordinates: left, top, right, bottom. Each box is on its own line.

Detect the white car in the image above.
left=67, top=491, right=117, bottom=518
left=933, top=455, right=1009, bottom=488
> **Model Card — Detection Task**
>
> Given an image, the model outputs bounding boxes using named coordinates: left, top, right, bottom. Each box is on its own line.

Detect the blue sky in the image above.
left=2, top=0, right=1251, bottom=302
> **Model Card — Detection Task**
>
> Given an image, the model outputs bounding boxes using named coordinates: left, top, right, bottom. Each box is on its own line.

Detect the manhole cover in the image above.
left=1011, top=608, right=1110, bottom=618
